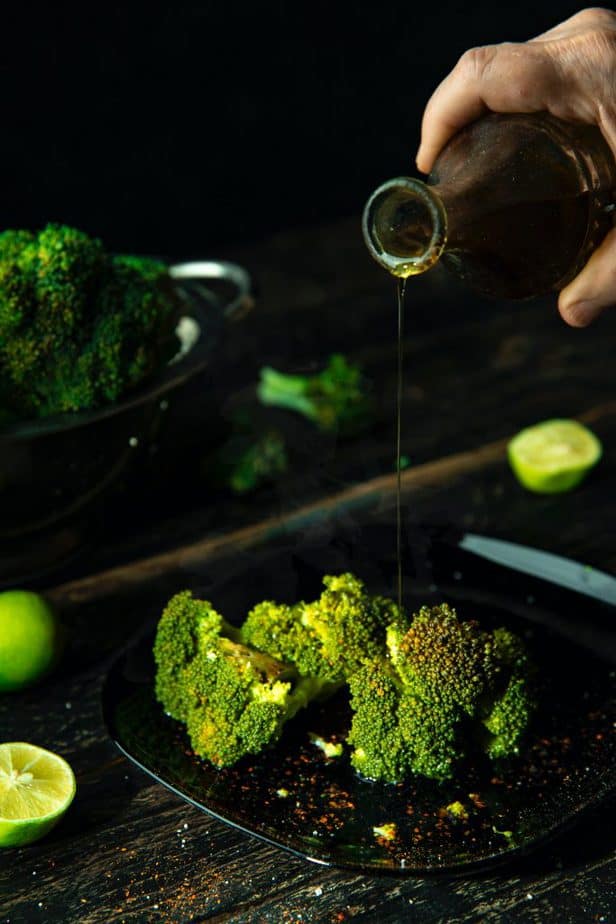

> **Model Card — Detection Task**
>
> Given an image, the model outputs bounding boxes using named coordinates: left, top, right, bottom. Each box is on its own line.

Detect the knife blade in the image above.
left=459, top=534, right=616, bottom=607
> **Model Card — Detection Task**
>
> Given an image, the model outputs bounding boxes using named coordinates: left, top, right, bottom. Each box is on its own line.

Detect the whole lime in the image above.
left=0, top=591, right=62, bottom=692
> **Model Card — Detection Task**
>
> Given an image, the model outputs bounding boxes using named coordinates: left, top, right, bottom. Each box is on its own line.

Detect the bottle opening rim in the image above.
left=362, top=176, right=447, bottom=277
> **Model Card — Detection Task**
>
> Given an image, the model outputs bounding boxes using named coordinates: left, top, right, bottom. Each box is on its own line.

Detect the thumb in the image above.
left=558, top=225, right=616, bottom=327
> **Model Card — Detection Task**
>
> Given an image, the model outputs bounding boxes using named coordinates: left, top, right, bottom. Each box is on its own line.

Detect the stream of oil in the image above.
left=395, top=277, right=407, bottom=611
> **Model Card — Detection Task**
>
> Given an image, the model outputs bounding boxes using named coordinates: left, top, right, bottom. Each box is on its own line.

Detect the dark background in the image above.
left=4, top=1, right=587, bottom=257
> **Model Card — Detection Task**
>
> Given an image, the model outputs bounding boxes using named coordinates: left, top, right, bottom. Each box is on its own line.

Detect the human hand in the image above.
left=416, top=8, right=616, bottom=326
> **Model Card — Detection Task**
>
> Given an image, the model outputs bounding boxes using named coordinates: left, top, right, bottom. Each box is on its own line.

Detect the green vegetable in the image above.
left=257, top=354, right=373, bottom=434
left=242, top=573, right=406, bottom=683
left=242, top=599, right=333, bottom=680
left=219, top=429, right=288, bottom=494
left=153, top=578, right=534, bottom=780
left=348, top=603, right=535, bottom=783
left=0, top=223, right=179, bottom=420
left=153, top=590, right=337, bottom=768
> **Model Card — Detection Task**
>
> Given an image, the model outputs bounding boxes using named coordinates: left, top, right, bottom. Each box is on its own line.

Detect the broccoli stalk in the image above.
left=348, top=603, right=535, bottom=783
left=153, top=591, right=337, bottom=768
left=257, top=354, right=373, bottom=434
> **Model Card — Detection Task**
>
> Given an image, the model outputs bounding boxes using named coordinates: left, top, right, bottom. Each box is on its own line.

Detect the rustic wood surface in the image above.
left=1, top=216, right=615, bottom=923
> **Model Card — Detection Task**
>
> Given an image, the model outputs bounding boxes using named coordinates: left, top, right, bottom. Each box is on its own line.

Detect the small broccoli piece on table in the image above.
left=242, top=573, right=406, bottom=683
left=348, top=603, right=535, bottom=783
left=0, top=224, right=179, bottom=420
left=257, top=354, right=373, bottom=434
left=218, top=430, right=289, bottom=495
left=154, top=591, right=336, bottom=768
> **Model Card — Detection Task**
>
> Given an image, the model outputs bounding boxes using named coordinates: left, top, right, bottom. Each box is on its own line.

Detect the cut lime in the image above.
left=0, top=591, right=62, bottom=692
left=508, top=419, right=602, bottom=494
left=0, top=743, right=76, bottom=847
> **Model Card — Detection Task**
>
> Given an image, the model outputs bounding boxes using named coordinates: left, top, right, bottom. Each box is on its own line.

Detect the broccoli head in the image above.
left=348, top=603, right=535, bottom=783
left=386, top=603, right=498, bottom=715
left=153, top=590, right=241, bottom=723
left=242, top=573, right=406, bottom=683
left=241, top=599, right=334, bottom=680
left=302, top=573, right=407, bottom=680
left=257, top=354, right=374, bottom=434
left=0, top=224, right=179, bottom=420
left=154, top=590, right=336, bottom=768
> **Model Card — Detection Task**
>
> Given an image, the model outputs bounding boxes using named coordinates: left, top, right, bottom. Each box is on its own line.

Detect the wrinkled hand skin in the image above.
left=416, top=8, right=616, bottom=327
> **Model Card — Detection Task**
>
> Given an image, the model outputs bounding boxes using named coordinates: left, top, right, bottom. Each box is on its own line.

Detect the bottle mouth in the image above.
left=362, top=177, right=447, bottom=278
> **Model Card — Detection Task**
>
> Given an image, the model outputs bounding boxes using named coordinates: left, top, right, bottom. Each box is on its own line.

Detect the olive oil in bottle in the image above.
left=363, top=112, right=616, bottom=299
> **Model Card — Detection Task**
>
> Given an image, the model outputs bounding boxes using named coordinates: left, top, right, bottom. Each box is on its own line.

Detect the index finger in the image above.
left=416, top=43, right=562, bottom=173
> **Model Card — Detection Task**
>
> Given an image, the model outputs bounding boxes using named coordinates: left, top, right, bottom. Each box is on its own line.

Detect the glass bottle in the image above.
left=362, top=113, right=616, bottom=299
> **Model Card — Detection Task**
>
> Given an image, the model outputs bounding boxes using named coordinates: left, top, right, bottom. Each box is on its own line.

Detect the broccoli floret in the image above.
left=302, top=573, right=407, bottom=681
left=387, top=604, right=498, bottom=715
left=242, top=600, right=333, bottom=680
left=91, top=254, right=178, bottom=403
left=257, top=354, right=373, bottom=434
left=348, top=604, right=534, bottom=783
left=27, top=223, right=106, bottom=339
left=348, top=659, right=410, bottom=783
left=153, top=590, right=242, bottom=723
left=154, top=590, right=335, bottom=768
left=0, top=229, right=35, bottom=261
left=348, top=660, right=463, bottom=783
left=481, top=627, right=535, bottom=758
left=242, top=574, right=406, bottom=683
left=217, top=430, right=289, bottom=495
left=0, top=224, right=179, bottom=420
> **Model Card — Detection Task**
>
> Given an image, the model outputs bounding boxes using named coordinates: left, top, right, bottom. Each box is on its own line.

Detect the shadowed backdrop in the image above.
left=4, top=1, right=585, bottom=256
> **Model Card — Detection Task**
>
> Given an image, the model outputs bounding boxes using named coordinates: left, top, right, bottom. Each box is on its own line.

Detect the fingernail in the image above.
left=561, top=300, right=595, bottom=327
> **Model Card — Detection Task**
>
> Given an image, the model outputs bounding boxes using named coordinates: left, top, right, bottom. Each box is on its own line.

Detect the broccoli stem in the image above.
left=257, top=368, right=319, bottom=421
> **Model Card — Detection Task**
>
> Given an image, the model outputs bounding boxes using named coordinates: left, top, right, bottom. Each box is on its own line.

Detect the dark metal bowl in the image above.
left=0, top=260, right=252, bottom=586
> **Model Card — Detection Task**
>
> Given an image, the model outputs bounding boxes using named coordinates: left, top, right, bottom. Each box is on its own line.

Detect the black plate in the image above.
left=101, top=523, right=616, bottom=874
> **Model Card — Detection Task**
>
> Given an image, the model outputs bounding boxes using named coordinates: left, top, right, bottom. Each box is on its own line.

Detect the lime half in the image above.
left=0, top=743, right=76, bottom=847
left=508, top=419, right=602, bottom=494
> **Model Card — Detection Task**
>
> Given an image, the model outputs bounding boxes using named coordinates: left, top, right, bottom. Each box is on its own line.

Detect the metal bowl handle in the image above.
left=168, top=260, right=254, bottom=320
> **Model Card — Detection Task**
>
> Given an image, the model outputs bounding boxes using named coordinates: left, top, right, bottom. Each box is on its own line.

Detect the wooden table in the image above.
left=1, top=217, right=615, bottom=923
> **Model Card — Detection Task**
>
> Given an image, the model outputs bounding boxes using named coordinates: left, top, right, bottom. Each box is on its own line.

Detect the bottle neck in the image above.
left=362, top=177, right=448, bottom=278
